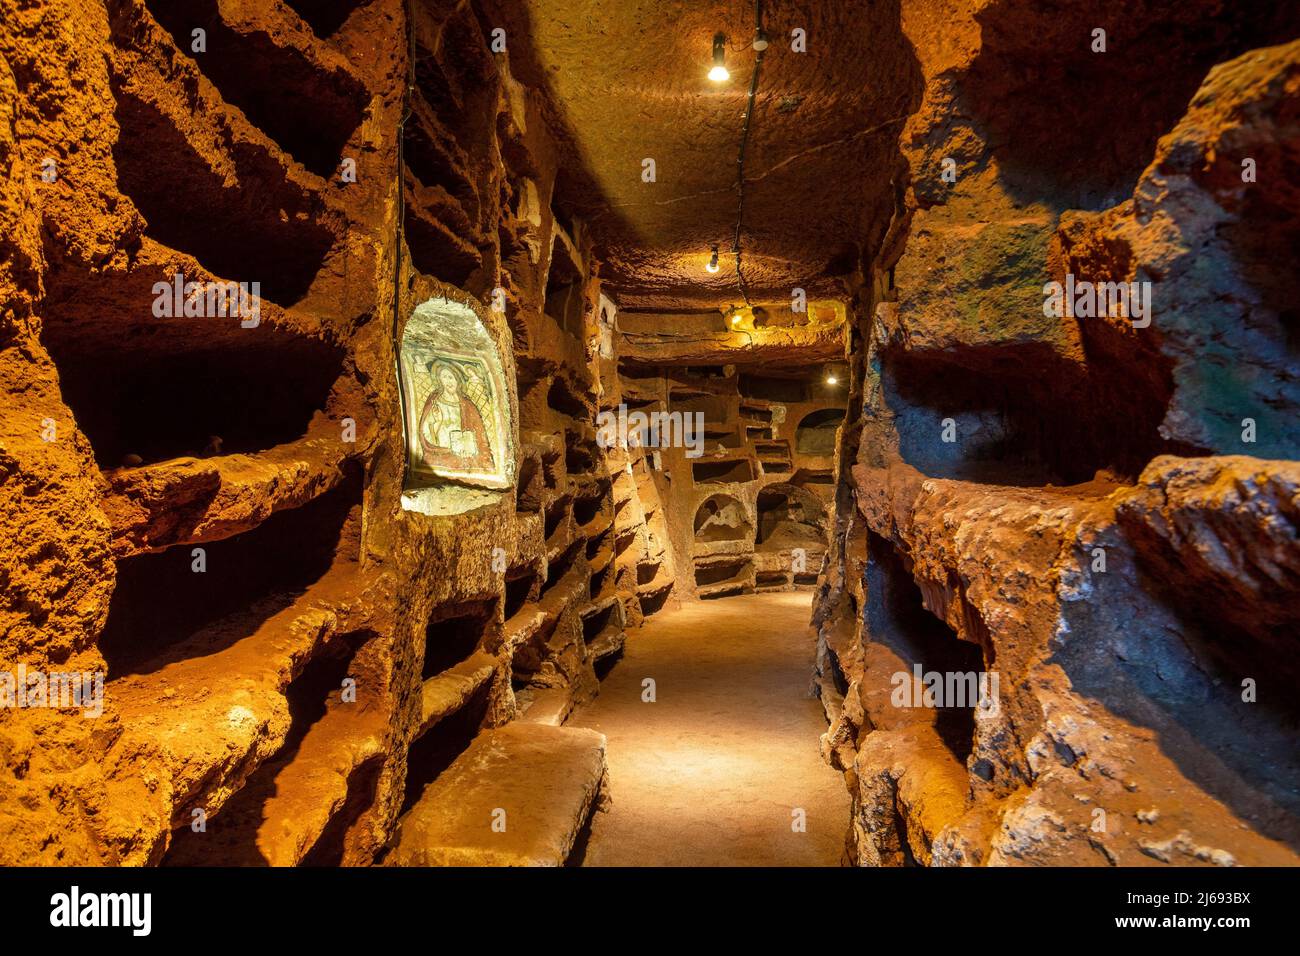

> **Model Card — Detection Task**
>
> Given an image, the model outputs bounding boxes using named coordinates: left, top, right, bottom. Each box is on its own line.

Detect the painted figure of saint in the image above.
left=417, top=361, right=496, bottom=473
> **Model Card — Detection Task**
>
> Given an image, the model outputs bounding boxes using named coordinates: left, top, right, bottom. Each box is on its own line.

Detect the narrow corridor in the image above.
left=569, top=592, right=848, bottom=866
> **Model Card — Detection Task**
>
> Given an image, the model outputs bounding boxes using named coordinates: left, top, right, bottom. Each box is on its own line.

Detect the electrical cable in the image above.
left=730, top=0, right=765, bottom=307
left=393, top=0, right=417, bottom=481
left=394, top=1, right=415, bottom=338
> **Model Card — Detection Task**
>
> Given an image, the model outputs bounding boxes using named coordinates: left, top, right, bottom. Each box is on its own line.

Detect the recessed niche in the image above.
left=866, top=531, right=984, bottom=763
left=403, top=107, right=480, bottom=220
left=301, top=755, right=384, bottom=866
left=886, top=347, right=1116, bottom=485
left=540, top=541, right=583, bottom=598
left=582, top=603, right=619, bottom=644
left=43, top=326, right=343, bottom=470
left=592, top=650, right=621, bottom=682
left=422, top=598, right=497, bottom=680
left=639, top=589, right=672, bottom=617
left=589, top=563, right=613, bottom=600
left=544, top=498, right=569, bottom=541
left=404, top=197, right=483, bottom=289
left=695, top=559, right=752, bottom=597
left=573, top=486, right=608, bottom=528
left=795, top=408, right=846, bottom=456
left=515, top=455, right=543, bottom=512
left=547, top=377, right=588, bottom=419
left=415, top=7, right=499, bottom=155
left=756, top=440, right=792, bottom=461
left=565, top=429, right=599, bottom=475
left=401, top=678, right=490, bottom=814
left=544, top=234, right=585, bottom=339
left=825, top=643, right=849, bottom=697
left=141, top=0, right=369, bottom=178
left=586, top=530, right=611, bottom=563
left=100, top=468, right=362, bottom=677
left=692, top=458, right=754, bottom=485
left=540, top=442, right=564, bottom=489
left=161, top=629, right=378, bottom=866
left=109, top=84, right=336, bottom=306
left=669, top=384, right=717, bottom=401
left=756, top=484, right=826, bottom=550
left=695, top=563, right=743, bottom=587
left=693, top=494, right=751, bottom=542
left=792, top=468, right=835, bottom=487
left=739, top=374, right=807, bottom=403
left=503, top=571, right=538, bottom=620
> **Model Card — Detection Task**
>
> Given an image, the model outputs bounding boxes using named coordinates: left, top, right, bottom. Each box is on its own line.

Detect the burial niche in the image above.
left=401, top=296, right=516, bottom=515
left=693, top=494, right=752, bottom=544
left=755, top=484, right=826, bottom=551
left=795, top=408, right=845, bottom=457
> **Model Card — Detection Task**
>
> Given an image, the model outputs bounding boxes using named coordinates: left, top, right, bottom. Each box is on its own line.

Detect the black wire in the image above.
left=731, top=0, right=765, bottom=307
left=394, top=0, right=416, bottom=480
left=394, top=3, right=416, bottom=332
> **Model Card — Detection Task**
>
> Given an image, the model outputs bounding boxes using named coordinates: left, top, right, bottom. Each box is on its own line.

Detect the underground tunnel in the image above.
left=2, top=0, right=1299, bottom=912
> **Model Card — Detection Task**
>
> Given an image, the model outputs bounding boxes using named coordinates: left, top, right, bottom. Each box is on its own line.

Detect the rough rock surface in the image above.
left=387, top=722, right=607, bottom=866
left=0, top=0, right=674, bottom=866
left=1056, top=39, right=1300, bottom=458
left=3, top=0, right=1298, bottom=871
left=810, top=2, right=1300, bottom=868
left=835, top=457, right=1299, bottom=866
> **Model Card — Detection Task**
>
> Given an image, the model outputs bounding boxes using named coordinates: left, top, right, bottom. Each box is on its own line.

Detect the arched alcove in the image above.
left=795, top=407, right=845, bottom=456
left=693, top=494, right=752, bottom=543
left=597, top=293, right=618, bottom=359
left=400, top=296, right=515, bottom=515
left=755, top=483, right=826, bottom=550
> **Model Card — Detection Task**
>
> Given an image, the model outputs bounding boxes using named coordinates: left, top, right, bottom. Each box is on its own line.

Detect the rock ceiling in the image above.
left=493, top=0, right=919, bottom=311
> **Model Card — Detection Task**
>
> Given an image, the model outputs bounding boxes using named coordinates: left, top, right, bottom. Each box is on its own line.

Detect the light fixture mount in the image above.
left=708, top=33, right=729, bottom=82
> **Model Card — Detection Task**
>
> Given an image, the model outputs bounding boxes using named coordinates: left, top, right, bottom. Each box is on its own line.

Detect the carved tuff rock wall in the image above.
left=3, top=0, right=1298, bottom=870
left=0, top=0, right=678, bottom=866
left=813, top=2, right=1300, bottom=866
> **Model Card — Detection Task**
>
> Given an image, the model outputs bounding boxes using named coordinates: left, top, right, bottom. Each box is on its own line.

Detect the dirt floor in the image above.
left=569, top=591, right=850, bottom=866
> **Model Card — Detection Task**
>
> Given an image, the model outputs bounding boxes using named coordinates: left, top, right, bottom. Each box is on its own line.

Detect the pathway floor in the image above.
left=569, top=591, right=850, bottom=866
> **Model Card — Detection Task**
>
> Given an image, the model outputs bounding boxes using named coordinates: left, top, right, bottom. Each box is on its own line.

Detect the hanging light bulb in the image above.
left=825, top=365, right=840, bottom=385
left=708, top=33, right=729, bottom=82
left=706, top=245, right=720, bottom=273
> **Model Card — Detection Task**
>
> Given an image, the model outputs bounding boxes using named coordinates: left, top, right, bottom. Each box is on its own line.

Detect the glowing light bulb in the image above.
left=709, top=33, right=729, bottom=82
left=826, top=375, right=838, bottom=385
left=706, top=245, right=720, bottom=273
left=731, top=314, right=742, bottom=325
